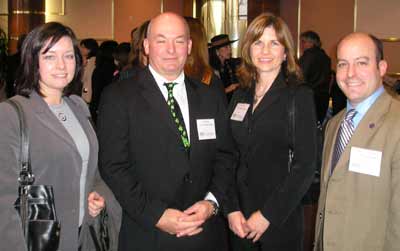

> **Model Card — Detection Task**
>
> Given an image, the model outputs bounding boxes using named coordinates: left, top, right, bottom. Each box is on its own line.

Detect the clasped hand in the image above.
left=88, top=191, right=106, bottom=217
left=227, top=210, right=270, bottom=242
left=156, top=200, right=215, bottom=238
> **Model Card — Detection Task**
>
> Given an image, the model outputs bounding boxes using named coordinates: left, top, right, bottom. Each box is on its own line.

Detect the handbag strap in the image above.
left=287, top=84, right=296, bottom=172
left=6, top=99, right=35, bottom=186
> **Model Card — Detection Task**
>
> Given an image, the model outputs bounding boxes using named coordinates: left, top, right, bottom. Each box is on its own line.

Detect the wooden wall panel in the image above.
left=248, top=0, right=280, bottom=24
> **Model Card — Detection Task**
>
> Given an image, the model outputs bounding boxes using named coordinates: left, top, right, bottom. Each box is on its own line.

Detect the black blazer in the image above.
left=97, top=67, right=237, bottom=251
left=228, top=71, right=317, bottom=248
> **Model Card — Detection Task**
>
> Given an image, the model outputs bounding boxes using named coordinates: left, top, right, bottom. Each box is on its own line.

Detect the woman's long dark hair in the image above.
left=16, top=22, right=83, bottom=97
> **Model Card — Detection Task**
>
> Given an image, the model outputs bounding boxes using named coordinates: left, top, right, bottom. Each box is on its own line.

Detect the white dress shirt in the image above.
left=149, top=65, right=190, bottom=141
left=148, top=65, right=219, bottom=206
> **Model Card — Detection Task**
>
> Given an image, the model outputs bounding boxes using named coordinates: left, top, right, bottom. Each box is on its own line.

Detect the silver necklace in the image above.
left=57, top=112, right=67, bottom=122
left=254, top=83, right=270, bottom=104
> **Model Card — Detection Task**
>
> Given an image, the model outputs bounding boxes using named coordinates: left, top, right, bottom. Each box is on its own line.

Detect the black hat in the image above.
left=209, top=34, right=238, bottom=49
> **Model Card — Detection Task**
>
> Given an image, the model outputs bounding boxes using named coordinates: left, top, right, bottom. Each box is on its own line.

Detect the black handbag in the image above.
left=7, top=99, right=61, bottom=251
left=88, top=209, right=111, bottom=251
left=287, top=84, right=323, bottom=204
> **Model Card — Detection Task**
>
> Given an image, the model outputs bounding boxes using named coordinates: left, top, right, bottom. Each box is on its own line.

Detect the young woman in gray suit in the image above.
left=0, top=22, right=114, bottom=251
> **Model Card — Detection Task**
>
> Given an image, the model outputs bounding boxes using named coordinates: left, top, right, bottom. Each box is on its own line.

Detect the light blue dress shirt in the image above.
left=346, top=86, right=384, bottom=128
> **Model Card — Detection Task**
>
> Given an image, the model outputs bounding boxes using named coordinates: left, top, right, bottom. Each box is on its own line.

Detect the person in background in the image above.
left=113, top=42, right=131, bottom=81
left=227, top=12, right=317, bottom=251
left=0, top=22, right=111, bottom=251
left=97, top=12, right=237, bottom=251
left=329, top=70, right=347, bottom=116
left=299, top=30, right=332, bottom=124
left=117, top=20, right=150, bottom=82
left=80, top=38, right=98, bottom=104
left=6, top=34, right=27, bottom=98
left=90, top=40, right=117, bottom=121
left=314, top=32, right=400, bottom=251
left=184, top=17, right=225, bottom=99
left=209, top=34, right=241, bottom=101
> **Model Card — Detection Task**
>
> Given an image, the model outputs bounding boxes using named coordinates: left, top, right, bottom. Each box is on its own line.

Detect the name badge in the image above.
left=231, top=103, right=250, bottom=122
left=349, top=147, right=382, bottom=177
left=197, top=119, right=216, bottom=140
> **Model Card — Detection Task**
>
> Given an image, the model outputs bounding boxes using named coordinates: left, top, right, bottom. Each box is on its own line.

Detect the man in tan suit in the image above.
left=314, top=32, right=400, bottom=251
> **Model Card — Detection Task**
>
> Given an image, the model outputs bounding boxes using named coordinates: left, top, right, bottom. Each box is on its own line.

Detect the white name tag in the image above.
left=349, top=147, right=382, bottom=177
left=196, top=119, right=216, bottom=140
left=230, top=103, right=250, bottom=121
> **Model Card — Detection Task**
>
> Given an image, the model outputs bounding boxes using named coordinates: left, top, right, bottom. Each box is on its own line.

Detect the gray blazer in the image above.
left=0, top=92, right=120, bottom=251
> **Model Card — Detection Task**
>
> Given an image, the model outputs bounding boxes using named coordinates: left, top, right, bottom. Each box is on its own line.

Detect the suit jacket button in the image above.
left=319, top=212, right=323, bottom=219
left=184, top=174, right=193, bottom=183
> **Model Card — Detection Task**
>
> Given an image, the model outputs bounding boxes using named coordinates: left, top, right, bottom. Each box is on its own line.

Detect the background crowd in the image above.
left=0, top=9, right=399, bottom=251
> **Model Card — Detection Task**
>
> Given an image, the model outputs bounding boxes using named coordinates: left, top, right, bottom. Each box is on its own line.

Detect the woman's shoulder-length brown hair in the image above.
left=238, top=12, right=302, bottom=88
left=184, top=16, right=213, bottom=83
left=15, top=22, right=83, bottom=97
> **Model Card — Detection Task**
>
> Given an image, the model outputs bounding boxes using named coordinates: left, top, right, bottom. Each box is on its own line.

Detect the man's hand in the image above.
left=227, top=211, right=249, bottom=238
left=156, top=208, right=204, bottom=235
left=246, top=210, right=270, bottom=242
left=176, top=200, right=214, bottom=237
left=88, top=191, right=105, bottom=217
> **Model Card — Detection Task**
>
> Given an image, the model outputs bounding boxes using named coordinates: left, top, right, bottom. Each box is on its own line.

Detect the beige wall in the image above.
left=280, top=0, right=299, bottom=55
left=114, top=0, right=160, bottom=43
left=356, top=0, right=400, bottom=75
left=300, top=0, right=355, bottom=66
left=45, top=0, right=113, bottom=40
left=113, top=0, right=184, bottom=42
left=384, top=41, right=400, bottom=75
left=0, top=0, right=8, bottom=33
left=357, top=0, right=399, bottom=38
left=289, top=0, right=399, bottom=74
left=45, top=0, right=184, bottom=43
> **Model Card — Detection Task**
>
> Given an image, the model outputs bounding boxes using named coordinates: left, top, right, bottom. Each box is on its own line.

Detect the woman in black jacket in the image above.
left=227, top=13, right=318, bottom=251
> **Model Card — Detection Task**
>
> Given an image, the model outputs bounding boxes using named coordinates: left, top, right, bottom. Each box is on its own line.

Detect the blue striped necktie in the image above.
left=331, top=109, right=357, bottom=174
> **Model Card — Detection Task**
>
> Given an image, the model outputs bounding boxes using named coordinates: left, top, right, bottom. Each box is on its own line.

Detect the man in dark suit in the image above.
left=299, top=31, right=332, bottom=124
left=97, top=12, right=237, bottom=251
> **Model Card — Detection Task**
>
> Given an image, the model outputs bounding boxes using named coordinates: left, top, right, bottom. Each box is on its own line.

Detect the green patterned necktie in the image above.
left=164, top=82, right=190, bottom=150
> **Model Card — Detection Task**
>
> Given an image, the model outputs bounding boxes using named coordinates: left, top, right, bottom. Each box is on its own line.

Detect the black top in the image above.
left=228, top=71, right=317, bottom=248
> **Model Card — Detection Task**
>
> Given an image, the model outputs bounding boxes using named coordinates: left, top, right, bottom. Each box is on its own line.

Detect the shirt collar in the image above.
left=346, top=85, right=384, bottom=127
left=148, top=65, right=185, bottom=90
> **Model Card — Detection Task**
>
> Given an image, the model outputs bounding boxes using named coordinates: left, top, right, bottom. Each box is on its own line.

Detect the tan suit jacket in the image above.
left=314, top=90, right=400, bottom=251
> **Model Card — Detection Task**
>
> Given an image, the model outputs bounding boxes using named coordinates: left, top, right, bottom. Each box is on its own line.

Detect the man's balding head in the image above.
left=336, top=32, right=387, bottom=107
left=143, top=12, right=192, bottom=81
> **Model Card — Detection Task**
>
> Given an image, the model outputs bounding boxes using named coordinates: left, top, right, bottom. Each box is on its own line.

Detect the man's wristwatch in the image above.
left=206, top=200, right=219, bottom=216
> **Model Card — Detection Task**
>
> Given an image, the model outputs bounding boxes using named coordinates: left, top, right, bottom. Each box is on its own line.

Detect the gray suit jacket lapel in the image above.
left=30, top=92, right=80, bottom=157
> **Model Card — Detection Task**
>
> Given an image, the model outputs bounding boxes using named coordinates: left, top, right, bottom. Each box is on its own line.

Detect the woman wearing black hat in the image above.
left=209, top=34, right=241, bottom=101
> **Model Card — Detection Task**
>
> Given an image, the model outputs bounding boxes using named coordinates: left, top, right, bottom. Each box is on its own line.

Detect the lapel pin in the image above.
left=369, top=123, right=375, bottom=129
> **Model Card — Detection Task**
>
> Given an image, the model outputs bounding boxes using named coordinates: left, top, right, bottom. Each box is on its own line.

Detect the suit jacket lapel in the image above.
left=252, top=71, right=287, bottom=119
left=139, top=68, right=182, bottom=139
left=185, top=77, right=200, bottom=157
left=330, top=91, right=392, bottom=179
left=322, top=111, right=344, bottom=184
left=30, top=92, right=79, bottom=155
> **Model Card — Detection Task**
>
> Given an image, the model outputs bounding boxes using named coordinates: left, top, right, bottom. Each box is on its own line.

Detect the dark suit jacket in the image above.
left=97, top=67, right=237, bottom=251
left=228, top=71, right=317, bottom=249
